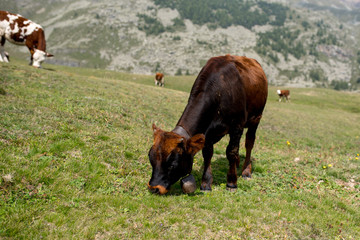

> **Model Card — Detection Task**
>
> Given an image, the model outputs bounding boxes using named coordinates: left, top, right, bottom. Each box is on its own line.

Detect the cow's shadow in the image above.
left=168, top=154, right=251, bottom=196
left=42, top=67, right=56, bottom=72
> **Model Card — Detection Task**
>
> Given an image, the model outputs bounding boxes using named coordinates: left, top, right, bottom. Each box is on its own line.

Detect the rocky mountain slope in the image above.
left=1, top=0, right=359, bottom=89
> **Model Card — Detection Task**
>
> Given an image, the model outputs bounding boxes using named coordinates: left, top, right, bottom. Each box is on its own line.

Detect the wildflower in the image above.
left=328, top=164, right=332, bottom=168
left=286, top=141, right=291, bottom=146
left=357, top=154, right=359, bottom=156
left=356, top=157, right=359, bottom=160
left=322, top=165, right=327, bottom=169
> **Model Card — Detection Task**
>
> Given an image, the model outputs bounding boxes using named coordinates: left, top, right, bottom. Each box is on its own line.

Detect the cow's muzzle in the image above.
left=148, top=183, right=168, bottom=195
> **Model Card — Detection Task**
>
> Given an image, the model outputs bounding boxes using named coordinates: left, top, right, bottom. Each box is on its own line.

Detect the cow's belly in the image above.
left=205, top=119, right=230, bottom=145
left=4, top=27, right=26, bottom=45
left=6, top=36, right=25, bottom=45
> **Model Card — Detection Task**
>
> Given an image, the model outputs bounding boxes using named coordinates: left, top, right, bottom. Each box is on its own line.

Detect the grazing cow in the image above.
left=277, top=89, right=290, bottom=102
left=0, top=10, right=53, bottom=68
left=148, top=54, right=268, bottom=194
left=154, top=72, right=164, bottom=87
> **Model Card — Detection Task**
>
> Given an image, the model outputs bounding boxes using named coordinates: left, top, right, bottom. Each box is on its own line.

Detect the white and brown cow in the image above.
left=277, top=89, right=290, bottom=102
left=0, top=10, right=53, bottom=68
left=155, top=72, right=164, bottom=87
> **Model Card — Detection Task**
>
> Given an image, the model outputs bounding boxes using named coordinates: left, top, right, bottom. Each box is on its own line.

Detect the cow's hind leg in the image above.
left=242, top=120, right=260, bottom=179
left=0, top=37, right=9, bottom=62
left=226, top=127, right=243, bottom=190
left=201, top=143, right=213, bottom=191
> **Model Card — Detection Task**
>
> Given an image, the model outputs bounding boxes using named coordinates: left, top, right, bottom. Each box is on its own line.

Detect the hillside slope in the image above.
left=0, top=0, right=360, bottom=89
left=1, top=60, right=360, bottom=238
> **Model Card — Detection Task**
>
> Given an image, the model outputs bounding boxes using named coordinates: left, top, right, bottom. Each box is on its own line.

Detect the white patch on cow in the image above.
left=32, top=49, right=46, bottom=67
left=0, top=23, right=5, bottom=36
left=7, top=14, right=19, bottom=24
left=277, top=89, right=281, bottom=95
left=23, top=22, right=41, bottom=36
left=12, top=22, right=20, bottom=34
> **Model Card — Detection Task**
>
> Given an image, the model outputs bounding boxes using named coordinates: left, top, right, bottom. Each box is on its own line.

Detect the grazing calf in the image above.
left=277, top=89, right=290, bottom=102
left=154, top=72, right=164, bottom=87
left=148, top=55, right=268, bottom=194
left=0, top=10, right=53, bottom=68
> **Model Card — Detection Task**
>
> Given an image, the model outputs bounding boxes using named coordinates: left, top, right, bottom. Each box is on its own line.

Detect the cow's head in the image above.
left=148, top=124, right=205, bottom=194
left=32, top=49, right=53, bottom=68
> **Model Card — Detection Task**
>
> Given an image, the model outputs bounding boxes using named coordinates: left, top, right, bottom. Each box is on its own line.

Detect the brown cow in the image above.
left=154, top=72, right=164, bottom=87
left=148, top=55, right=268, bottom=194
left=277, top=89, right=290, bottom=102
left=0, top=11, right=53, bottom=68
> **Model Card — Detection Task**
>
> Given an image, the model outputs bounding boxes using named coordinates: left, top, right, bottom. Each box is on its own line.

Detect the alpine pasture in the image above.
left=1, top=60, right=360, bottom=239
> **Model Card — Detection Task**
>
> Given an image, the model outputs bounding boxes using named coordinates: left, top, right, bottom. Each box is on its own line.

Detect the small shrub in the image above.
left=331, top=80, right=349, bottom=91
left=175, top=68, right=182, bottom=76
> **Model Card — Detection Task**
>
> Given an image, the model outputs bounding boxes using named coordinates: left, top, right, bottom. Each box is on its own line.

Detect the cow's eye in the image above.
left=167, top=152, right=175, bottom=162
left=167, top=152, right=178, bottom=171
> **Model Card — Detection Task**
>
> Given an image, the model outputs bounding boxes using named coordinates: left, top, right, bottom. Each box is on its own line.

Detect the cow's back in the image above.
left=0, top=11, right=7, bottom=21
left=189, top=55, right=267, bottom=125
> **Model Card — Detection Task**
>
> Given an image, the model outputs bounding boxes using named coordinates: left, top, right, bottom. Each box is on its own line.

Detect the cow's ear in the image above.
left=152, top=123, right=163, bottom=137
left=152, top=123, right=159, bottom=134
left=186, top=134, right=205, bottom=155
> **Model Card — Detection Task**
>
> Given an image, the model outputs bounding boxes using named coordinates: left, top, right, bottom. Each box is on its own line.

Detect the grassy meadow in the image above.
left=1, top=60, right=360, bottom=239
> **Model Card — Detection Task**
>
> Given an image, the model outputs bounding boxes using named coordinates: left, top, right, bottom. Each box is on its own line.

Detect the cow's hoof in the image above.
left=200, top=183, right=212, bottom=191
left=226, top=183, right=237, bottom=192
left=181, top=175, right=196, bottom=194
left=242, top=175, right=252, bottom=180
left=241, top=172, right=252, bottom=179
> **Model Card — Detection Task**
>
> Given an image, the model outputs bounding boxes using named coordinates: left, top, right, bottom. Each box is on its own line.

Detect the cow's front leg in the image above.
left=201, top=143, right=213, bottom=191
left=27, top=45, right=35, bottom=66
left=226, top=128, right=243, bottom=190
left=29, top=55, right=34, bottom=66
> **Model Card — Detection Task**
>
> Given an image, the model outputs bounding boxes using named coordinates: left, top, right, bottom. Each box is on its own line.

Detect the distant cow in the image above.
left=154, top=72, right=164, bottom=87
left=148, top=55, right=268, bottom=194
left=0, top=10, right=53, bottom=68
left=277, top=89, right=290, bottom=102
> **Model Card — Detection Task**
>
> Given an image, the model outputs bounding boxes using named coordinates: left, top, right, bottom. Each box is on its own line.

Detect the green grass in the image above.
left=1, top=60, right=360, bottom=239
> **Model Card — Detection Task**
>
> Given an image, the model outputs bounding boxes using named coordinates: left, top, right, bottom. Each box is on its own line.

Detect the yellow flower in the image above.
left=357, top=154, right=359, bottom=156
left=328, top=164, right=332, bottom=168
left=356, top=157, right=359, bottom=160
left=322, top=165, right=327, bottom=169
left=286, top=141, right=291, bottom=146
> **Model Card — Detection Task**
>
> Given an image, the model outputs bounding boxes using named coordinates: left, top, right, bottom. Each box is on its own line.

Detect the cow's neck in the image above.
left=36, top=29, right=46, bottom=52
left=173, top=94, right=213, bottom=138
